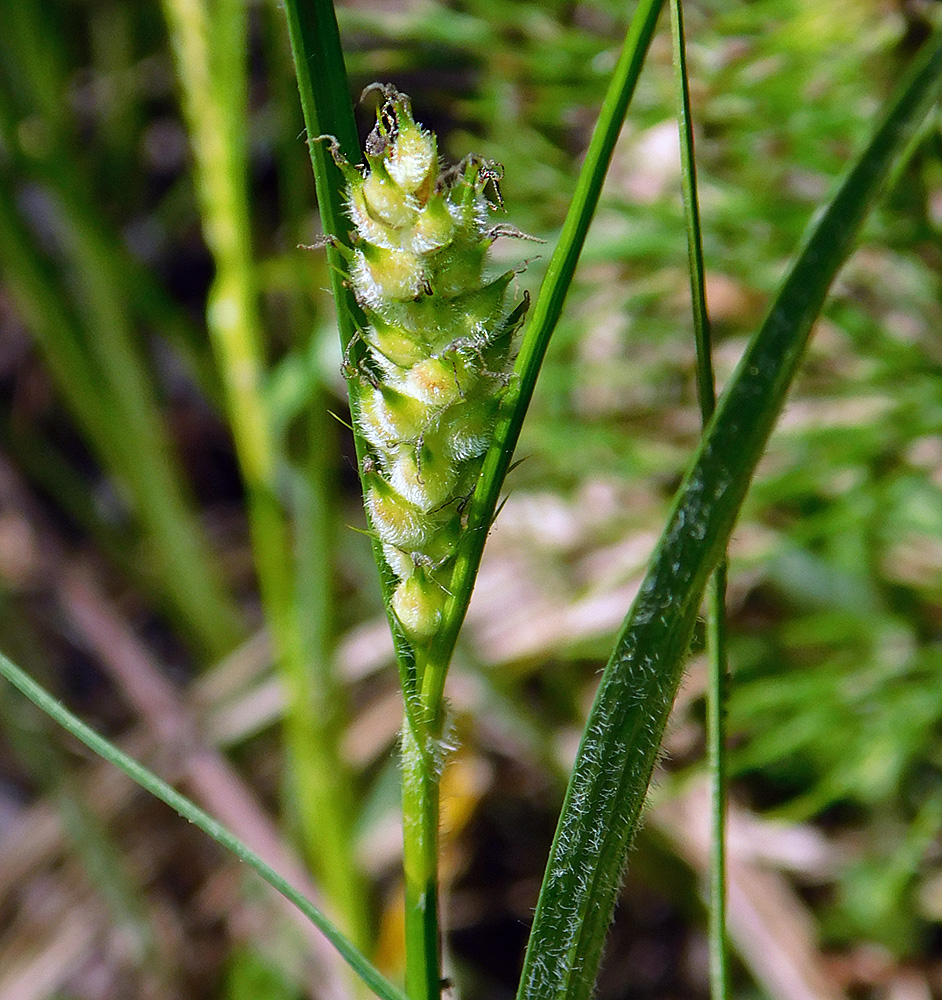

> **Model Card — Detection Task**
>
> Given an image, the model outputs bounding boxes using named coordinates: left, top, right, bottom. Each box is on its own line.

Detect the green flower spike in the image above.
left=330, top=84, right=529, bottom=644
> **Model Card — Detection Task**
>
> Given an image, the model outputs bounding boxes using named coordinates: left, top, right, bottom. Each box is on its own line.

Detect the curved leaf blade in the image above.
left=423, top=0, right=668, bottom=713
left=517, top=30, right=942, bottom=1000
left=0, top=650, right=408, bottom=1000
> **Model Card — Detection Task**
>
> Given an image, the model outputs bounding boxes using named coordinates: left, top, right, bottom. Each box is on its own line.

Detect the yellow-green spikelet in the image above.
left=340, top=86, right=526, bottom=643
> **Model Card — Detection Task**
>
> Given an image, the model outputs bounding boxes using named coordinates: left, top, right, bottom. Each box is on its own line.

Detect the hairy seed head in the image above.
left=354, top=245, right=426, bottom=305
left=386, top=440, right=457, bottom=512
left=327, top=85, right=530, bottom=645
left=393, top=356, right=468, bottom=407
left=358, top=383, right=430, bottom=449
left=363, top=315, right=429, bottom=367
left=367, top=479, right=437, bottom=550
left=360, top=166, right=418, bottom=229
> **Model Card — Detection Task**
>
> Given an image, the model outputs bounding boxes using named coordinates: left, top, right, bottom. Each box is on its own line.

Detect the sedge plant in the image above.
left=2, top=3, right=942, bottom=1000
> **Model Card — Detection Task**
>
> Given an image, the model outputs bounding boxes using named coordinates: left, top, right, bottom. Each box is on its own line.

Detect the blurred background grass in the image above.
left=1, top=0, right=942, bottom=998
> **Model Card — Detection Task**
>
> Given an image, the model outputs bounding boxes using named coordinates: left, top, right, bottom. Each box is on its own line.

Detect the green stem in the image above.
left=400, top=719, right=442, bottom=1000
left=705, top=564, right=730, bottom=1000
left=669, top=3, right=730, bottom=997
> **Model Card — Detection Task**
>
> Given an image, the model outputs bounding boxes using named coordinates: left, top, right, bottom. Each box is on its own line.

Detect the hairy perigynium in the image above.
left=327, top=85, right=528, bottom=645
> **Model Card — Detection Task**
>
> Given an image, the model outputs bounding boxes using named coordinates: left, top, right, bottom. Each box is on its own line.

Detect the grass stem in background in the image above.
left=669, top=3, right=731, bottom=997
left=0, top=27, right=242, bottom=659
left=160, top=0, right=368, bottom=948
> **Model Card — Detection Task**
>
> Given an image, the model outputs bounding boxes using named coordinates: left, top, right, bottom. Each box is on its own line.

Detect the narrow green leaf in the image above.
left=281, top=0, right=359, bottom=342
left=0, top=650, right=408, bottom=1000
left=281, top=0, right=424, bottom=716
left=671, top=0, right=715, bottom=423
left=0, top=601, right=159, bottom=968
left=669, top=3, right=731, bottom=997
left=516, top=30, right=942, bottom=1000
left=423, top=0, right=668, bottom=715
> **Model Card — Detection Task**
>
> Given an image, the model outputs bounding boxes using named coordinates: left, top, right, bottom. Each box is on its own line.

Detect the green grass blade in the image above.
left=0, top=648, right=408, bottom=1000
left=671, top=0, right=715, bottom=422
left=669, top=3, right=730, bottom=998
left=422, top=0, right=668, bottom=715
left=704, top=561, right=730, bottom=995
left=0, top=600, right=160, bottom=970
left=516, top=29, right=942, bottom=1000
left=281, top=0, right=425, bottom=720
left=281, top=0, right=359, bottom=188
left=280, top=0, right=362, bottom=380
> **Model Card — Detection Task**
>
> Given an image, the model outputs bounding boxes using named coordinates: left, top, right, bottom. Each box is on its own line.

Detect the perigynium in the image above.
left=324, top=84, right=529, bottom=645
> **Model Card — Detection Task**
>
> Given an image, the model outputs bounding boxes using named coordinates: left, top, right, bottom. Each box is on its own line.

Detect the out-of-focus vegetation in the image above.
left=1, top=0, right=941, bottom=998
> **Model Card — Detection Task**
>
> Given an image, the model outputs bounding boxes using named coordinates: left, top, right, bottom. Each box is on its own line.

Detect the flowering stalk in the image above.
left=324, top=84, right=527, bottom=998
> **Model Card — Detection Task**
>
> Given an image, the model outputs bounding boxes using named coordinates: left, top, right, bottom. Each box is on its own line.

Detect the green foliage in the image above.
left=515, top=31, right=942, bottom=999
left=2, top=0, right=942, bottom=998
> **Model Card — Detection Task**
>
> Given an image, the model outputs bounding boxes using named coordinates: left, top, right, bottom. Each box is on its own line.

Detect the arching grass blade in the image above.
left=516, top=29, right=942, bottom=1000
left=0, top=650, right=408, bottom=1000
